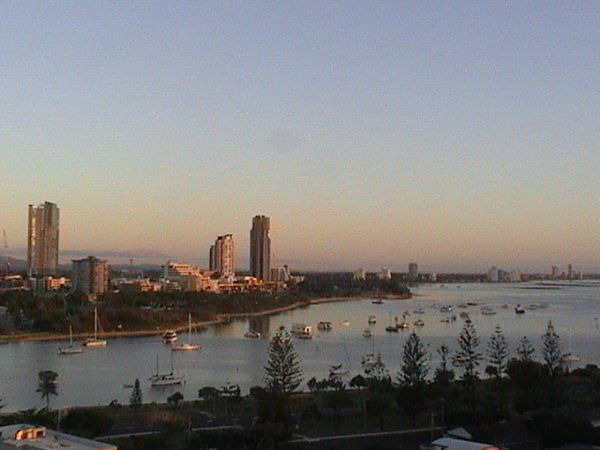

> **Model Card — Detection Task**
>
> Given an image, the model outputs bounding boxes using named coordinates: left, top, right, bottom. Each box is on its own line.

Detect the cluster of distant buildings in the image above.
left=1, top=201, right=591, bottom=296
left=5, top=202, right=301, bottom=299
left=487, top=264, right=584, bottom=282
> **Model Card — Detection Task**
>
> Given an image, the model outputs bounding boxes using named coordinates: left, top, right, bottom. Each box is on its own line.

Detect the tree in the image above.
left=453, top=319, right=482, bottom=385
left=263, top=326, right=303, bottom=394
left=542, top=321, right=563, bottom=377
left=61, top=408, right=114, bottom=438
left=516, top=336, right=535, bottom=361
left=486, top=325, right=509, bottom=380
left=37, top=370, right=58, bottom=410
left=399, top=332, right=430, bottom=387
left=167, top=392, right=183, bottom=407
left=434, top=345, right=454, bottom=386
left=130, top=378, right=142, bottom=408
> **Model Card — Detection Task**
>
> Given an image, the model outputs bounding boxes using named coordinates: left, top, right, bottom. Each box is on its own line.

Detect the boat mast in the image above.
left=94, top=308, right=98, bottom=340
left=188, top=313, right=192, bottom=345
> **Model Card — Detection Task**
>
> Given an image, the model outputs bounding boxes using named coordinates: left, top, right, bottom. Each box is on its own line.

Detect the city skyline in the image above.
left=2, top=2, right=598, bottom=272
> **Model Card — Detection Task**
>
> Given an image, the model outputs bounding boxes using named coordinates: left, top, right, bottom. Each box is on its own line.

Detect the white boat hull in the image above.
left=84, top=339, right=107, bottom=347
left=58, top=347, right=83, bottom=355
left=172, top=344, right=200, bottom=351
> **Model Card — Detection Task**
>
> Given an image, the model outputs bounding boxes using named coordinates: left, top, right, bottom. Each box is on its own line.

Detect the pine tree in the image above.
left=542, top=321, right=563, bottom=377
left=399, top=332, right=430, bottom=387
left=434, top=344, right=454, bottom=386
left=130, top=378, right=143, bottom=408
left=453, top=319, right=482, bottom=385
left=264, top=326, right=303, bottom=394
left=516, top=336, right=535, bottom=361
left=486, top=325, right=509, bottom=379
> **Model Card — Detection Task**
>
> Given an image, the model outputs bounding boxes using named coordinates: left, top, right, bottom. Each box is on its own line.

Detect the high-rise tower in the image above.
left=250, top=215, right=270, bottom=280
left=27, top=201, right=60, bottom=276
left=209, top=234, right=235, bottom=277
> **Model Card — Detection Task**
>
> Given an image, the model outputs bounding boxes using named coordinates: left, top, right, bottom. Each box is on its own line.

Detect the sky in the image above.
left=1, top=1, right=598, bottom=273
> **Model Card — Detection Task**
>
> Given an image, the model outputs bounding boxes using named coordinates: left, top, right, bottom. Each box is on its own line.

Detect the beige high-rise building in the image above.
left=250, top=215, right=270, bottom=280
left=27, top=202, right=60, bottom=277
left=209, top=234, right=234, bottom=277
left=72, top=256, right=110, bottom=295
left=408, top=262, right=419, bottom=281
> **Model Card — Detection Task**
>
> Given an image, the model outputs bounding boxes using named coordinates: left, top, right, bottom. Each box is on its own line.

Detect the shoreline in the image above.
left=0, top=294, right=411, bottom=344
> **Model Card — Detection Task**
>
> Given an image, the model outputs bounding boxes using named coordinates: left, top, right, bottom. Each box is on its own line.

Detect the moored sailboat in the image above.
left=172, top=313, right=200, bottom=351
left=83, top=308, right=107, bottom=347
left=58, top=325, right=83, bottom=355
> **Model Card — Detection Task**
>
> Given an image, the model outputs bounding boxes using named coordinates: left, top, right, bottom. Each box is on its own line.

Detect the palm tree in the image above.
left=37, top=370, right=58, bottom=410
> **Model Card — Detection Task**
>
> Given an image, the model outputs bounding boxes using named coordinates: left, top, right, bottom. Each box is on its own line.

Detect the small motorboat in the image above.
left=413, top=308, right=425, bottom=314
left=362, top=329, right=373, bottom=338
left=162, top=330, right=178, bottom=343
left=385, top=325, right=399, bottom=333
left=460, top=312, right=470, bottom=319
left=372, top=299, right=384, bottom=305
left=481, top=308, right=497, bottom=316
left=457, top=303, right=467, bottom=308
left=467, top=301, right=478, bottom=306
left=244, top=331, right=261, bottom=339
left=368, top=315, right=377, bottom=324
left=515, top=305, right=526, bottom=315
left=413, top=319, right=425, bottom=327
left=440, top=305, right=453, bottom=313
left=317, top=321, right=332, bottom=331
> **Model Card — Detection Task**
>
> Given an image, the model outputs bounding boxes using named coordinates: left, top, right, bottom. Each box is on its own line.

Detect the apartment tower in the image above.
left=27, top=201, right=60, bottom=277
left=209, top=234, right=235, bottom=277
left=250, top=215, right=270, bottom=280
left=72, top=256, right=110, bottom=295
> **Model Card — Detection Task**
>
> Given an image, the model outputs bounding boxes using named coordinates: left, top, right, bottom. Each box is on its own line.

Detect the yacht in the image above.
left=329, top=363, right=349, bottom=377
left=291, top=323, right=312, bottom=339
left=317, top=321, right=332, bottom=331
left=83, top=308, right=107, bottom=347
left=368, top=315, right=377, bottom=324
left=149, top=355, right=185, bottom=387
left=58, top=325, right=83, bottom=355
left=243, top=330, right=261, bottom=339
left=162, top=330, right=178, bottom=344
left=361, top=353, right=377, bottom=369
left=172, top=313, right=200, bottom=351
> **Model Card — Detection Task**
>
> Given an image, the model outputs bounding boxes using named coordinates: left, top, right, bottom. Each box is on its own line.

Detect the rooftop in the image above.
left=0, top=424, right=116, bottom=450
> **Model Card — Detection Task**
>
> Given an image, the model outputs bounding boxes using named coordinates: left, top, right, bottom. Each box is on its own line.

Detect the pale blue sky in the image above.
left=1, top=1, right=598, bottom=272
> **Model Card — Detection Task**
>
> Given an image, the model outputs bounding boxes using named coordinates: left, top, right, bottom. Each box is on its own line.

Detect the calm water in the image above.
left=0, top=282, right=598, bottom=412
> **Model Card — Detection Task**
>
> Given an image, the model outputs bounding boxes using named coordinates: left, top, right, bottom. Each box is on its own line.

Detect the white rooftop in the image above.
left=0, top=424, right=116, bottom=450
left=431, top=437, right=500, bottom=450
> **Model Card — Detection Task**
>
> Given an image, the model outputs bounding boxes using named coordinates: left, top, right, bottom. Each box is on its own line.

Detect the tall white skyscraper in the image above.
left=27, top=201, right=60, bottom=277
